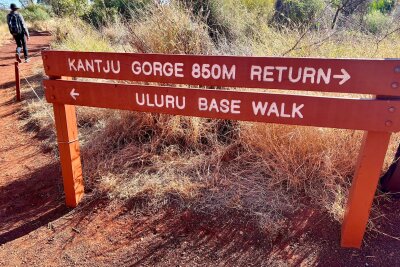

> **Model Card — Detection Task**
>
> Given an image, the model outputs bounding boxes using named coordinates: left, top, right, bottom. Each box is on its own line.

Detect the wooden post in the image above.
left=14, top=61, right=21, bottom=102
left=341, top=131, right=391, bottom=248
left=50, top=77, right=84, bottom=207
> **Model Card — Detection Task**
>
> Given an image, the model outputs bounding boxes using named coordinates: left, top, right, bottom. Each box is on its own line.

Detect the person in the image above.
left=7, top=3, right=30, bottom=63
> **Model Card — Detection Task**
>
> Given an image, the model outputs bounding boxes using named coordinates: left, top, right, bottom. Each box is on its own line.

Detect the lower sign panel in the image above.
left=44, top=80, right=400, bottom=132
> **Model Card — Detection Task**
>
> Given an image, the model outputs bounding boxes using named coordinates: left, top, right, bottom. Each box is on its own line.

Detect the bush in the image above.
left=364, top=9, right=391, bottom=34
left=47, top=0, right=88, bottom=17
left=369, top=0, right=396, bottom=14
left=83, top=0, right=152, bottom=28
left=83, top=3, right=119, bottom=28
left=52, top=18, right=113, bottom=51
left=181, top=0, right=270, bottom=44
left=241, top=0, right=275, bottom=18
left=129, top=3, right=215, bottom=54
left=100, top=0, right=151, bottom=19
left=21, top=4, right=52, bottom=22
left=274, top=0, right=325, bottom=27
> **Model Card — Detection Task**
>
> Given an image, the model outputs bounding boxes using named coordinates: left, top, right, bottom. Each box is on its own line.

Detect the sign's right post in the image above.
left=341, top=131, right=391, bottom=248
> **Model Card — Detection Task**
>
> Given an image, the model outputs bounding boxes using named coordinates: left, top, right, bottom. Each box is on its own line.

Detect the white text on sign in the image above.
left=250, top=66, right=350, bottom=85
left=67, top=58, right=350, bottom=85
left=134, top=93, right=305, bottom=119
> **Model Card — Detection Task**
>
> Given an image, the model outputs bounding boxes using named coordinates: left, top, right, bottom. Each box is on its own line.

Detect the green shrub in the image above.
left=369, top=0, right=395, bottom=14
left=83, top=0, right=152, bottom=28
left=47, top=0, right=88, bottom=17
left=241, top=0, right=275, bottom=18
left=21, top=4, right=52, bottom=22
left=83, top=3, right=119, bottom=28
left=274, top=0, right=325, bottom=27
left=364, top=9, right=391, bottom=34
left=181, top=0, right=269, bottom=43
left=100, top=0, right=151, bottom=19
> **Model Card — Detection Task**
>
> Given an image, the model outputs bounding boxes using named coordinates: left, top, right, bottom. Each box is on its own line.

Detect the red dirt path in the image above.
left=0, top=31, right=399, bottom=267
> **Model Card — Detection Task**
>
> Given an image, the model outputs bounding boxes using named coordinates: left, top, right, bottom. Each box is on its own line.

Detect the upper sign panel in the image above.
left=42, top=50, right=400, bottom=96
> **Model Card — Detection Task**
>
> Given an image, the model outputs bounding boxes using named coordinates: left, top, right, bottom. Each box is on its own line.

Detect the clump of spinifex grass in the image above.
left=52, top=18, right=114, bottom=52
left=127, top=3, right=215, bottom=54
left=81, top=110, right=399, bottom=235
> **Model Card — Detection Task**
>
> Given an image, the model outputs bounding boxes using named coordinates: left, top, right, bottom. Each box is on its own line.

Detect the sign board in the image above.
left=42, top=51, right=400, bottom=96
left=44, top=80, right=400, bottom=132
left=41, top=50, right=400, bottom=249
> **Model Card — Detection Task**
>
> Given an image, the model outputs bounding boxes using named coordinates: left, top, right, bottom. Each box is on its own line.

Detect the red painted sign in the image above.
left=42, top=51, right=400, bottom=96
left=44, top=80, right=400, bottom=132
left=41, top=50, right=400, bottom=248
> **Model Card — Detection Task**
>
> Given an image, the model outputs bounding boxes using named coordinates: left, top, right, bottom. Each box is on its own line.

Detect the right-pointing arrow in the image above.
left=333, top=69, right=351, bottom=85
left=70, top=88, right=79, bottom=100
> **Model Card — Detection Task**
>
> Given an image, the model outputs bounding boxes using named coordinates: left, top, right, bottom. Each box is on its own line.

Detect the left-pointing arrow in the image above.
left=70, top=88, right=79, bottom=100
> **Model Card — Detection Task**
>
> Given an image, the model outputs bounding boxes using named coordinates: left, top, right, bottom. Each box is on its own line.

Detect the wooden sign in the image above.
left=44, top=80, right=400, bottom=132
left=41, top=50, right=400, bottom=249
left=42, top=51, right=400, bottom=96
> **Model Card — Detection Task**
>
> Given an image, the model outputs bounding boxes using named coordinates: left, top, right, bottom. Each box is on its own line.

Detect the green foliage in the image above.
left=241, top=0, right=275, bottom=17
left=47, top=0, right=89, bottom=17
left=21, top=4, right=52, bottom=22
left=181, top=0, right=271, bottom=43
left=83, top=0, right=152, bottom=27
left=180, top=0, right=227, bottom=41
left=364, top=9, right=391, bottom=34
left=369, top=0, right=395, bottom=14
left=101, top=0, right=151, bottom=19
left=274, top=0, right=325, bottom=27
left=83, top=2, right=119, bottom=27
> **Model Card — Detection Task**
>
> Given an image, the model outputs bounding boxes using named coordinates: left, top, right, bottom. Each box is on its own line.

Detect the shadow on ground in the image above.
left=18, top=190, right=393, bottom=267
left=0, top=162, right=68, bottom=245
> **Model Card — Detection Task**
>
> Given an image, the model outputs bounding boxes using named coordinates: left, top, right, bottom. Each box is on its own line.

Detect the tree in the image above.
left=19, top=0, right=35, bottom=8
left=43, top=0, right=89, bottom=16
left=330, top=0, right=369, bottom=29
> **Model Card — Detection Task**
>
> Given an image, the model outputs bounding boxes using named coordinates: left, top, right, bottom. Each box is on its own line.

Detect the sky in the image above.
left=0, top=0, right=37, bottom=9
left=1, top=0, right=14, bottom=6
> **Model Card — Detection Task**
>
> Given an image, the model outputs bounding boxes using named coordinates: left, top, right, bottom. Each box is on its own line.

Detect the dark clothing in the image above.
left=7, top=12, right=29, bottom=37
left=6, top=11, right=29, bottom=60
left=14, top=33, right=28, bottom=60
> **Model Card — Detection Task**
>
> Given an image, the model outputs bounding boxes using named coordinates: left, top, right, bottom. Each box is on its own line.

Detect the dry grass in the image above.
left=0, top=24, right=10, bottom=46
left=22, top=2, right=400, bottom=238
left=27, top=18, right=59, bottom=33
left=51, top=18, right=113, bottom=52
left=128, top=4, right=215, bottom=54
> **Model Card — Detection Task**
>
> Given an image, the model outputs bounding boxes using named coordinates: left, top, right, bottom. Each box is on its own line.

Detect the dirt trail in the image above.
left=0, top=31, right=66, bottom=244
left=0, top=31, right=400, bottom=267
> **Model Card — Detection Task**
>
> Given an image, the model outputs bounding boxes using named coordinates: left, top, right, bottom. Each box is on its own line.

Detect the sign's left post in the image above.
left=49, top=76, right=84, bottom=207
left=14, top=61, right=20, bottom=102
